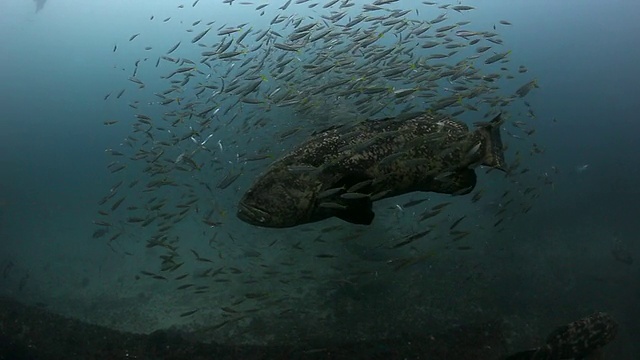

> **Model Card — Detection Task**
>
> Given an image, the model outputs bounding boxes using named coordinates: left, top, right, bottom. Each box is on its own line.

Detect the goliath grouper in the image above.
left=237, top=112, right=505, bottom=228
left=505, top=312, right=618, bottom=360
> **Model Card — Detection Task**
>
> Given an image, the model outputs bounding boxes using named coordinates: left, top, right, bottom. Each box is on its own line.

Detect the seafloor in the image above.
left=0, top=297, right=505, bottom=359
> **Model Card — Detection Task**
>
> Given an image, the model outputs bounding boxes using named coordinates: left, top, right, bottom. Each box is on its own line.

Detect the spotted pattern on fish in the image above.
left=237, top=111, right=505, bottom=228
left=506, top=312, right=618, bottom=360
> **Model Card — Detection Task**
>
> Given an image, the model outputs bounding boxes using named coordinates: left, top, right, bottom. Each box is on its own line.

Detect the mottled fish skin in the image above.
left=237, top=112, right=505, bottom=228
left=506, top=312, right=618, bottom=360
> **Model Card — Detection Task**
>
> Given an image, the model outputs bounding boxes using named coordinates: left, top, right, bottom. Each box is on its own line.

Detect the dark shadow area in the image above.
left=0, top=297, right=506, bottom=360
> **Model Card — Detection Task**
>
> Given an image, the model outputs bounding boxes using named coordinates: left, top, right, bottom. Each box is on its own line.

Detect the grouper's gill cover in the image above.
left=236, top=166, right=319, bottom=228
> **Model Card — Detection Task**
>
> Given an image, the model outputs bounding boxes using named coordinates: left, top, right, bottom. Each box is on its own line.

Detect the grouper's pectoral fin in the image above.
left=334, top=197, right=375, bottom=225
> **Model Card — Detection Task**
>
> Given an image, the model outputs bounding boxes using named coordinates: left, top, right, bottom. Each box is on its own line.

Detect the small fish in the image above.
left=179, top=309, right=199, bottom=317
left=110, top=197, right=125, bottom=211
left=166, top=41, right=181, bottom=54
left=318, top=202, right=347, bottom=210
left=218, top=27, right=242, bottom=36
left=419, top=209, right=442, bottom=222
left=209, top=318, right=232, bottom=331
left=370, top=189, right=393, bottom=201
left=236, top=28, right=252, bottom=44
left=515, top=79, right=538, bottom=97
left=402, top=198, right=429, bottom=208
left=218, top=51, right=243, bottom=59
left=244, top=292, right=269, bottom=299
left=393, top=88, right=418, bottom=98
left=93, top=220, right=111, bottom=227
left=436, top=24, right=457, bottom=33
left=452, top=5, right=474, bottom=12
left=92, top=228, right=108, bottom=239
left=274, top=43, right=301, bottom=52
left=575, top=164, right=589, bottom=173
left=129, top=33, right=140, bottom=41
left=485, top=50, right=511, bottom=64
left=191, top=27, right=211, bottom=43
left=340, top=192, right=370, bottom=200
left=431, top=202, right=452, bottom=211
left=279, top=0, right=292, bottom=10
left=217, top=170, right=241, bottom=189
left=317, top=187, right=345, bottom=199
left=279, top=127, right=301, bottom=139
left=449, top=215, right=466, bottom=230
left=109, top=163, right=126, bottom=173
left=390, top=229, right=431, bottom=249
left=471, top=190, right=484, bottom=203
left=450, top=230, right=470, bottom=241
left=347, top=179, right=373, bottom=193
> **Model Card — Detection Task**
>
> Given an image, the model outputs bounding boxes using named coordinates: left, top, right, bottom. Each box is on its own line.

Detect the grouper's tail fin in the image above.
left=475, top=113, right=506, bottom=171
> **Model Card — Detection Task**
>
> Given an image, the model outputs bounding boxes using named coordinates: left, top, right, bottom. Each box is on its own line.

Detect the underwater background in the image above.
left=0, top=0, right=638, bottom=357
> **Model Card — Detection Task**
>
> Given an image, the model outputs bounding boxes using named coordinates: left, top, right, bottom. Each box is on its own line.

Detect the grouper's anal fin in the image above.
left=475, top=113, right=506, bottom=171
left=334, top=197, right=375, bottom=225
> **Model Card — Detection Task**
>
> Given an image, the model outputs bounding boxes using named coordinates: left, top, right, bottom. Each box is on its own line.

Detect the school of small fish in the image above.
left=95, top=0, right=552, bottom=335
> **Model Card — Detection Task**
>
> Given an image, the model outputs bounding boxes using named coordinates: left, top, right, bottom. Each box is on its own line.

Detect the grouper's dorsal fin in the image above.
left=475, top=113, right=506, bottom=171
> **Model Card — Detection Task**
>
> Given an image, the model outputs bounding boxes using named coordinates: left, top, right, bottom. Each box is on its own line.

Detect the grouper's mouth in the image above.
left=237, top=201, right=270, bottom=226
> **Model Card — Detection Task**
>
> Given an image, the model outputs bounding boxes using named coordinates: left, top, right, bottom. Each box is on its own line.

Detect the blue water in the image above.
left=1, top=0, right=638, bottom=356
